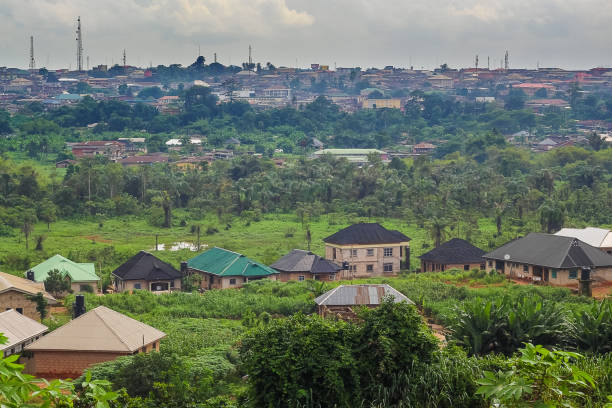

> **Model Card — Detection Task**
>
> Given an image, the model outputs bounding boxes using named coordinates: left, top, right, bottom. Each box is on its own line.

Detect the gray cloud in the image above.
left=1, top=0, right=610, bottom=70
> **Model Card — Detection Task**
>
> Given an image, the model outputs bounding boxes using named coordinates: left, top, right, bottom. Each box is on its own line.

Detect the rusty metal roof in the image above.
left=314, top=284, right=413, bottom=306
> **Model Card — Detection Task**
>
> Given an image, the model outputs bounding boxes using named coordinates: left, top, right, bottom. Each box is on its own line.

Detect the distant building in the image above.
left=324, top=223, right=411, bottom=278
left=413, top=142, right=436, bottom=155
left=419, top=238, right=486, bottom=272
left=362, top=98, right=402, bottom=109
left=25, top=306, right=165, bottom=378
left=314, top=284, right=413, bottom=318
left=184, top=247, right=279, bottom=290
left=427, top=74, right=454, bottom=88
left=313, top=148, right=389, bottom=164
left=69, top=141, right=124, bottom=160
left=0, top=309, right=48, bottom=358
left=271, top=249, right=341, bottom=282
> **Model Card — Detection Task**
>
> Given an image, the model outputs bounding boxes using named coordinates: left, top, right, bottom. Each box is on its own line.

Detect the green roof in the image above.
left=187, top=247, right=279, bottom=278
left=27, top=254, right=99, bottom=283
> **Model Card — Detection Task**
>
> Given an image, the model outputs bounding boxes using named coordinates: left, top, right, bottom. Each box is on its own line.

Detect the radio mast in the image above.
left=29, top=36, right=35, bottom=71
left=76, top=16, right=83, bottom=71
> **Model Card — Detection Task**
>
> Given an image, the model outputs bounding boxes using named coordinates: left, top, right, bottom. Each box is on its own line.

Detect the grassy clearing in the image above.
left=0, top=210, right=514, bottom=276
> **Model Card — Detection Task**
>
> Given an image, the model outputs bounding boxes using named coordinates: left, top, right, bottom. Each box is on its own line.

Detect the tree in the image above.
left=44, top=268, right=70, bottom=297
left=427, top=216, right=448, bottom=247
left=26, top=292, right=48, bottom=320
left=539, top=201, right=565, bottom=233
left=20, top=209, right=37, bottom=250
left=38, top=200, right=58, bottom=230
left=588, top=132, right=605, bottom=151
left=505, top=88, right=526, bottom=110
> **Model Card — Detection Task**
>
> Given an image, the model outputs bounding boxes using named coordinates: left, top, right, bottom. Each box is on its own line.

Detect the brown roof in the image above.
left=0, top=271, right=57, bottom=304
left=0, top=309, right=48, bottom=351
left=26, top=306, right=165, bottom=353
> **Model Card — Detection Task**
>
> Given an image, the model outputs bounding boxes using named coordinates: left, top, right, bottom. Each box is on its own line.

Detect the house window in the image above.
left=366, top=264, right=374, bottom=272
left=367, top=249, right=374, bottom=257
left=351, top=249, right=358, bottom=257
left=488, top=260, right=493, bottom=267
left=133, top=283, right=141, bottom=290
left=229, top=278, right=236, bottom=285
left=464, top=265, right=470, bottom=271
left=523, top=265, right=529, bottom=273
left=480, top=264, right=485, bottom=270
left=332, top=248, right=336, bottom=259
left=16, top=308, right=23, bottom=315
left=383, top=263, right=393, bottom=272
left=170, top=280, right=175, bottom=288
left=569, top=269, right=578, bottom=279
left=349, top=265, right=357, bottom=273
left=329, top=274, right=335, bottom=281
left=298, top=275, right=305, bottom=282
left=383, top=248, right=393, bottom=257
left=552, top=269, right=557, bottom=279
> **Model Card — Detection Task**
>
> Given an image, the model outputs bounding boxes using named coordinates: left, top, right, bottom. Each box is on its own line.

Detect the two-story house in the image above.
left=324, top=223, right=411, bottom=278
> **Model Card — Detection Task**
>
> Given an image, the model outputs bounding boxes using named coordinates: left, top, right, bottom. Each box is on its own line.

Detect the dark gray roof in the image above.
left=112, top=251, right=182, bottom=281
left=323, top=223, right=411, bottom=245
left=314, top=284, right=413, bottom=306
left=270, top=249, right=340, bottom=274
left=483, top=233, right=612, bottom=269
left=419, top=238, right=486, bottom=264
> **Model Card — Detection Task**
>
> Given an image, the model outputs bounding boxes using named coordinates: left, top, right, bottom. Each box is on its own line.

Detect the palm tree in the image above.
left=427, top=216, right=448, bottom=248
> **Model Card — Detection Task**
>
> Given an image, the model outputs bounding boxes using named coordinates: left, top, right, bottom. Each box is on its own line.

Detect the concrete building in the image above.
left=419, top=238, right=486, bottom=272
left=0, top=271, right=57, bottom=321
left=26, top=254, right=100, bottom=294
left=313, top=148, right=389, bottom=164
left=271, top=249, right=341, bottom=282
left=483, top=233, right=612, bottom=286
left=184, top=247, right=279, bottom=290
left=324, top=223, right=411, bottom=278
left=112, top=251, right=182, bottom=293
left=25, top=306, right=165, bottom=378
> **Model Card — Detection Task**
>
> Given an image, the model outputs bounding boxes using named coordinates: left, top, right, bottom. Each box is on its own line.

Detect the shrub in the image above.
left=568, top=299, right=612, bottom=354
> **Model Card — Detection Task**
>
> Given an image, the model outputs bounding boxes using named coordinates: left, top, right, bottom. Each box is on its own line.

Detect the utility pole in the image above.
left=76, top=16, right=83, bottom=71
left=29, top=36, right=35, bottom=71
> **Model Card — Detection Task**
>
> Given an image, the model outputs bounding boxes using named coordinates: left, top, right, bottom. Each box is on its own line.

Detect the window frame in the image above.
left=383, top=263, right=393, bottom=273
left=383, top=247, right=393, bottom=257
left=366, top=264, right=374, bottom=272
left=229, top=278, right=237, bottom=285
left=298, top=275, right=305, bottom=282
left=367, top=248, right=375, bottom=257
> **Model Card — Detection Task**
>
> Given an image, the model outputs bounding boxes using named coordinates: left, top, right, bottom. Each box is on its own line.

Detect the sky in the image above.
left=1, top=0, right=611, bottom=71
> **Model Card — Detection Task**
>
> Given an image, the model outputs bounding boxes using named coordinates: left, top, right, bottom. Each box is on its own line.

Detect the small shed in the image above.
left=314, top=284, right=413, bottom=319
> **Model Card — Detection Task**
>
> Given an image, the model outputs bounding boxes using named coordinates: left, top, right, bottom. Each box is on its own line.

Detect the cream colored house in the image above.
left=484, top=233, right=612, bottom=286
left=324, top=223, right=411, bottom=278
left=555, top=227, right=612, bottom=255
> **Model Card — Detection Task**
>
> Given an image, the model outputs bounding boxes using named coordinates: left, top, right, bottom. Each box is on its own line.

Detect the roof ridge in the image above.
left=93, top=307, right=132, bottom=352
left=318, top=285, right=342, bottom=304
left=220, top=253, right=242, bottom=275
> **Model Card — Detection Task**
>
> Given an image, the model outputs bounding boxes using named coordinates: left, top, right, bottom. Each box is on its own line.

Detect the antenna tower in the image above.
left=475, top=54, right=479, bottom=75
left=487, top=56, right=490, bottom=70
left=87, top=55, right=90, bottom=70
left=29, top=36, right=35, bottom=70
left=214, top=52, right=217, bottom=63
left=248, top=45, right=252, bottom=67
left=76, top=16, right=83, bottom=71
left=122, top=49, right=127, bottom=68
left=504, top=50, right=509, bottom=70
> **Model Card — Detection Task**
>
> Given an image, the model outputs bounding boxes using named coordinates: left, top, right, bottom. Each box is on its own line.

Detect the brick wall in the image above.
left=24, top=350, right=127, bottom=378
left=0, top=290, right=49, bottom=321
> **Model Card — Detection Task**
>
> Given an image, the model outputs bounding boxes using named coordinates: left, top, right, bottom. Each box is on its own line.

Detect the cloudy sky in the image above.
left=1, top=0, right=611, bottom=70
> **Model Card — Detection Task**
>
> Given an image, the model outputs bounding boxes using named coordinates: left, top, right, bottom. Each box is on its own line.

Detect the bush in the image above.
left=568, top=299, right=612, bottom=354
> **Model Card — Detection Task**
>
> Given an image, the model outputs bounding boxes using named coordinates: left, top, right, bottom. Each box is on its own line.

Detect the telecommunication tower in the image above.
left=123, top=49, right=127, bottom=68
left=214, top=53, right=217, bottom=63
left=29, top=36, right=35, bottom=70
left=248, top=45, right=252, bottom=67
left=504, top=50, right=509, bottom=70
left=76, top=16, right=83, bottom=71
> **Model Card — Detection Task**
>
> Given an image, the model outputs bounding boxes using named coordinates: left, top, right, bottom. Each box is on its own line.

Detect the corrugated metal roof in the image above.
left=314, top=284, right=413, bottom=306
left=0, top=309, right=48, bottom=350
left=0, top=271, right=57, bottom=303
left=555, top=228, right=611, bottom=248
left=187, top=247, right=278, bottom=277
left=26, top=306, right=165, bottom=353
